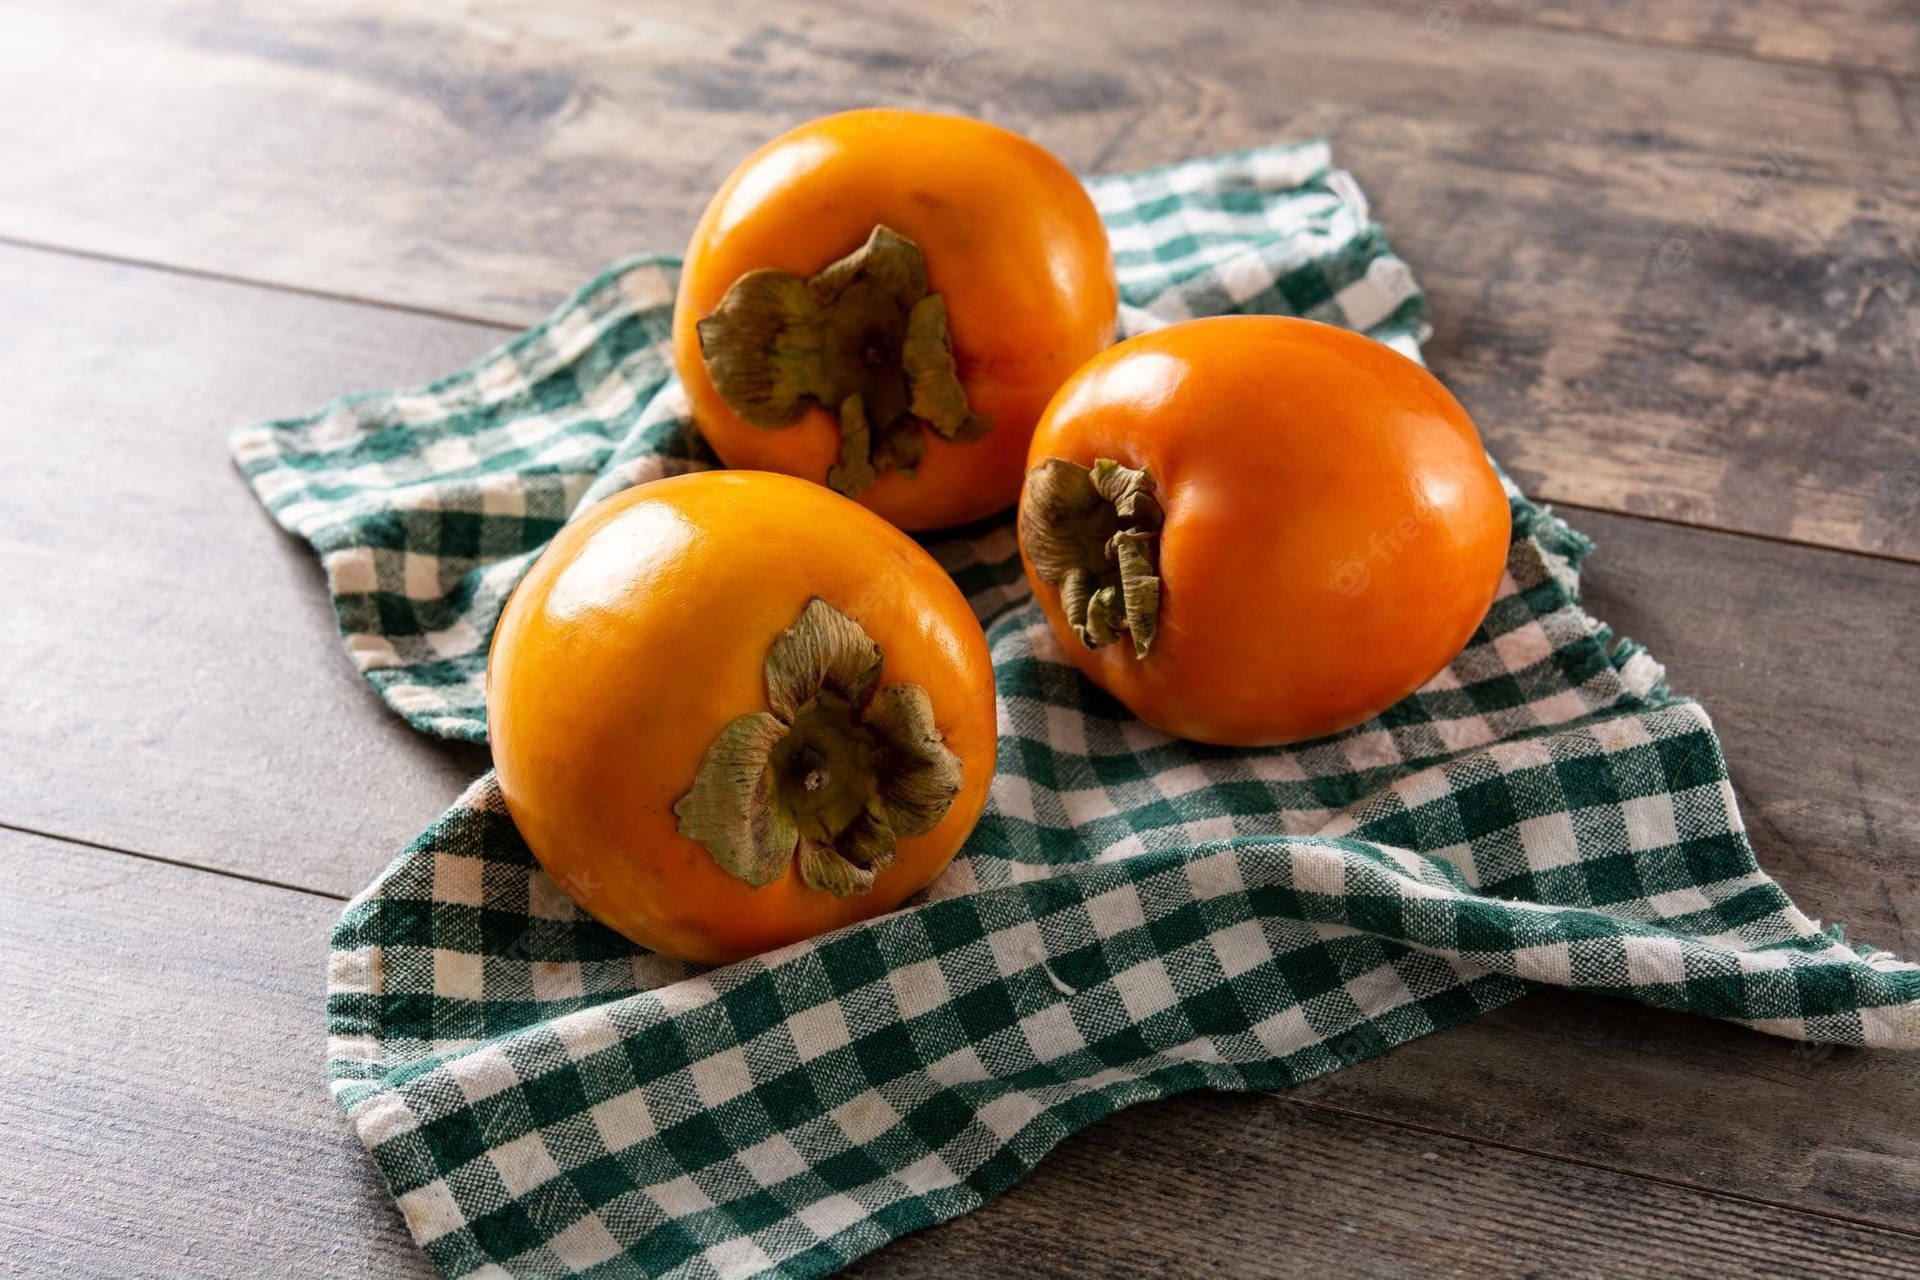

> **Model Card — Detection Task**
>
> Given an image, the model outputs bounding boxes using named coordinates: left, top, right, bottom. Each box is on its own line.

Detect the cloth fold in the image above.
left=233, top=139, right=1919, bottom=1280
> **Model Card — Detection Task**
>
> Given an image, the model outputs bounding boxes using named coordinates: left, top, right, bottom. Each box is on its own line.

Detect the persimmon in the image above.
left=1018, top=316, right=1511, bottom=747
left=487, top=471, right=996, bottom=966
left=672, top=109, right=1117, bottom=531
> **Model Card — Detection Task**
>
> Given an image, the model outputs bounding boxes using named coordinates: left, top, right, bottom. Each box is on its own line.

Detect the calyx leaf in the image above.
left=670, top=711, right=798, bottom=888
left=763, top=596, right=884, bottom=721
left=798, top=839, right=877, bottom=897
left=673, top=597, right=966, bottom=900
left=862, top=683, right=964, bottom=838
left=1019, top=457, right=1164, bottom=660
left=695, top=226, right=991, bottom=497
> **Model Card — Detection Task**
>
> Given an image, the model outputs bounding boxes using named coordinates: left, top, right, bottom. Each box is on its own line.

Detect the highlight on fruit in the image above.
left=1018, top=315, right=1512, bottom=748
left=486, top=470, right=996, bottom=967
left=672, top=108, right=1118, bottom=532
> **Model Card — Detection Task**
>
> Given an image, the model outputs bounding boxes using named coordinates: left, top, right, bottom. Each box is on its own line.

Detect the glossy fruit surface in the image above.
left=673, top=109, right=1116, bottom=531
left=1018, top=316, right=1511, bottom=747
left=488, top=470, right=996, bottom=966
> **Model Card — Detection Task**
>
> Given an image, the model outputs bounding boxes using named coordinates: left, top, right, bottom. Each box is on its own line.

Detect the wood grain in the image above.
left=1331, top=0, right=1920, bottom=78
left=1571, top=507, right=1920, bottom=962
left=849, top=1091, right=1920, bottom=1278
left=1, top=242, right=1915, bottom=1234
left=0, top=0, right=1915, bottom=556
left=4, top=2, right=1918, bottom=1267
left=1296, top=987, right=1920, bottom=1232
left=10, top=825, right=1917, bottom=1279
left=0, top=827, right=432, bottom=1279
left=5, top=244, right=1915, bottom=940
left=0, top=242, right=494, bottom=897
left=1280, top=509, right=1920, bottom=1233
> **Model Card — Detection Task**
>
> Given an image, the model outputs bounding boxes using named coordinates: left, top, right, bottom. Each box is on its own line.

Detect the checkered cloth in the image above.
left=234, top=140, right=1920, bottom=1280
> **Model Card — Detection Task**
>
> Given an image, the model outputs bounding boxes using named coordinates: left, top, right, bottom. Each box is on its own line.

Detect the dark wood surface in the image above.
left=1, top=828, right=435, bottom=1280
left=12, top=828, right=1918, bottom=1280
left=2, top=1, right=1916, bottom=1275
left=4, top=0, right=1917, bottom=559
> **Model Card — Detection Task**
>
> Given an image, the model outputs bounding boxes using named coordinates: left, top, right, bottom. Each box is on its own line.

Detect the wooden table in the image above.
left=3, top=1, right=1916, bottom=1274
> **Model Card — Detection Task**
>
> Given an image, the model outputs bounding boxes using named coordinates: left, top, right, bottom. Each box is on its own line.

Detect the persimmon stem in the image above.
left=672, top=598, right=964, bottom=897
left=695, top=226, right=990, bottom=498
left=793, top=741, right=830, bottom=792
left=1019, top=458, right=1163, bottom=659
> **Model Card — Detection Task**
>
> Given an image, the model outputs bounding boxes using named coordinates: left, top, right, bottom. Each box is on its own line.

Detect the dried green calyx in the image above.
left=1019, top=457, right=1163, bottom=659
left=672, top=597, right=965, bottom=897
left=695, top=225, right=991, bottom=497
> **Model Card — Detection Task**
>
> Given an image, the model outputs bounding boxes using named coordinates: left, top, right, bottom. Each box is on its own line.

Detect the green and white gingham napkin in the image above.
left=233, top=140, right=1920, bottom=1280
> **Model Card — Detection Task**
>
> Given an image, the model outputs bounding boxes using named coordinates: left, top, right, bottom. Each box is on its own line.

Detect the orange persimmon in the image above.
left=487, top=471, right=996, bottom=966
left=1018, top=316, right=1511, bottom=747
left=672, top=109, right=1117, bottom=531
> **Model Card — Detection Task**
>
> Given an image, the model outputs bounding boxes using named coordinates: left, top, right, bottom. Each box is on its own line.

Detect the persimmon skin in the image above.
left=1021, top=317, right=1512, bottom=748
left=672, top=109, right=1117, bottom=531
left=487, top=471, right=996, bottom=967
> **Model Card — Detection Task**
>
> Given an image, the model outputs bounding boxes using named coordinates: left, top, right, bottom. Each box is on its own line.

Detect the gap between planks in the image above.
left=1305, top=0, right=1920, bottom=83
left=0, top=231, right=526, bottom=334
left=1548, top=498, right=1920, bottom=569
left=1277, top=1095, right=1920, bottom=1242
left=13, top=810, right=1915, bottom=1248
left=6, top=0, right=1914, bottom=559
left=0, top=819, right=352, bottom=903
left=5, top=229, right=1915, bottom=574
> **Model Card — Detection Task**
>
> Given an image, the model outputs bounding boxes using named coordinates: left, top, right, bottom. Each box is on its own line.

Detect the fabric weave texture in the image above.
left=232, top=139, right=1920, bottom=1280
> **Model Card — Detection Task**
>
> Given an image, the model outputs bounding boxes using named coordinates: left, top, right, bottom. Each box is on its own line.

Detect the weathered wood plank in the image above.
left=10, top=826, right=1918, bottom=1279
left=2, top=241, right=1916, bottom=1230
left=1282, top=516, right=1920, bottom=1235
left=8, top=1, right=1916, bottom=1272
left=1335, top=0, right=1920, bottom=78
left=0, top=828, right=433, bottom=1279
left=4, top=244, right=1915, bottom=942
left=1571, top=507, right=1920, bottom=961
left=1296, top=984, right=1920, bottom=1230
left=850, top=1090, right=1920, bottom=1278
left=0, top=0, right=1914, bottom=555
left=0, top=242, right=495, bottom=897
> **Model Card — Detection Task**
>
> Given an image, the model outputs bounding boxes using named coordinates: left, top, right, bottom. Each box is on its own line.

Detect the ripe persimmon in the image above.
left=672, top=109, right=1116, bottom=531
left=487, top=471, right=996, bottom=966
left=1018, top=316, right=1511, bottom=747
